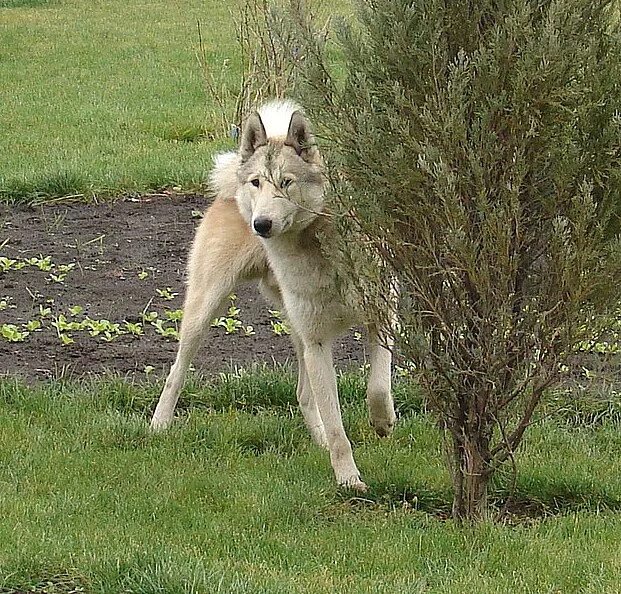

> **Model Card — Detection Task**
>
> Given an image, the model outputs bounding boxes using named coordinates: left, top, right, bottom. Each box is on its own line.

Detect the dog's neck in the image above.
left=261, top=212, right=332, bottom=269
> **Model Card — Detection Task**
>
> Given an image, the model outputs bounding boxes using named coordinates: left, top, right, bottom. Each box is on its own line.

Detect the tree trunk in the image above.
left=450, top=430, right=492, bottom=522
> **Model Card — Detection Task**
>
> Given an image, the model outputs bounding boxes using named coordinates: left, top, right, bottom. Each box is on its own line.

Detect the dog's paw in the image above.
left=337, top=474, right=368, bottom=492
left=370, top=415, right=396, bottom=438
left=150, top=415, right=172, bottom=432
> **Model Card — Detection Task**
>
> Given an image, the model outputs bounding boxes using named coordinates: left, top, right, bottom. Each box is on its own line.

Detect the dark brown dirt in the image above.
left=0, top=192, right=365, bottom=382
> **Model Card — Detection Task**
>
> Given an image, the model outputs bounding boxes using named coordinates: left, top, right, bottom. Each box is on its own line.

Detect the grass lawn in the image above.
left=1, top=370, right=621, bottom=593
left=0, top=0, right=240, bottom=201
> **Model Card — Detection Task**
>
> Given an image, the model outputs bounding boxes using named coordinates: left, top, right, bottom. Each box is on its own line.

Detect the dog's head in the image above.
left=235, top=103, right=324, bottom=239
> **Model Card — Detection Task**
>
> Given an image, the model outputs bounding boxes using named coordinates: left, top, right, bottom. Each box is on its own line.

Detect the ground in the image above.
left=0, top=192, right=364, bottom=382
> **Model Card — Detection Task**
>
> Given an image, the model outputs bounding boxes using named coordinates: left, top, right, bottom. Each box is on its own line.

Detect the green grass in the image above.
left=1, top=368, right=621, bottom=593
left=0, top=0, right=240, bottom=201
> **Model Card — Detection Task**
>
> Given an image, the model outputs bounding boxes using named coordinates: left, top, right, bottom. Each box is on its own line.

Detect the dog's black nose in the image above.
left=253, top=217, right=273, bottom=237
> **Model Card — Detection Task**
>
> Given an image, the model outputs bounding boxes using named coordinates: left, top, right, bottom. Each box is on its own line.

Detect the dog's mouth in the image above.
left=252, top=216, right=293, bottom=239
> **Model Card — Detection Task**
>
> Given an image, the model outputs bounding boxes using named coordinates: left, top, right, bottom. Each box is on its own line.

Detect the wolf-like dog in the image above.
left=151, top=100, right=396, bottom=490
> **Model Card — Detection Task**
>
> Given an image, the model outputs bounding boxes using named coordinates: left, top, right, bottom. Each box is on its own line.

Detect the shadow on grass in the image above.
left=0, top=0, right=54, bottom=7
left=0, top=569, right=88, bottom=594
left=328, top=477, right=621, bottom=523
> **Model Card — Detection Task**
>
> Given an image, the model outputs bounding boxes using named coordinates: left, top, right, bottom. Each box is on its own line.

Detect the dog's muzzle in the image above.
left=253, top=217, right=273, bottom=238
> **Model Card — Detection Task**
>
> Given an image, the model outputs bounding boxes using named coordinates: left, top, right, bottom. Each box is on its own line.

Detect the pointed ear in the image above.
left=285, top=110, right=315, bottom=161
left=240, top=112, right=268, bottom=161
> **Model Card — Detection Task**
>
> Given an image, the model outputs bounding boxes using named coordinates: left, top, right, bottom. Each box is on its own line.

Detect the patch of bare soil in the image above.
left=0, top=193, right=365, bottom=382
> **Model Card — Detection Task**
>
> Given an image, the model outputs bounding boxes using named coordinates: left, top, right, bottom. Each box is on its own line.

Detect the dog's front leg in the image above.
left=303, top=341, right=366, bottom=491
left=150, top=276, right=236, bottom=431
left=290, top=331, right=328, bottom=447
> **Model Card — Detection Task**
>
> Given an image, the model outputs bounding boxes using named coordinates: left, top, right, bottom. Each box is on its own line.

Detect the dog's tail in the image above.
left=258, top=99, right=301, bottom=140
left=209, top=151, right=240, bottom=200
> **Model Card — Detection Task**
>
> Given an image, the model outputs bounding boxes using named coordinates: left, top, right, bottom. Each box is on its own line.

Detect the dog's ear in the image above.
left=285, top=110, right=316, bottom=161
left=240, top=112, right=268, bottom=161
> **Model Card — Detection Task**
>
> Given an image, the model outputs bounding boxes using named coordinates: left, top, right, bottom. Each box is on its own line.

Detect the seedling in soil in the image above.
left=0, top=324, right=29, bottom=342
left=164, top=309, right=183, bottom=322
left=69, top=305, right=84, bottom=316
left=152, top=319, right=179, bottom=340
left=0, top=297, right=14, bottom=311
left=124, top=321, right=144, bottom=336
left=138, top=270, right=149, bottom=280
left=84, top=318, right=123, bottom=339
left=27, top=255, right=53, bottom=271
left=51, top=315, right=81, bottom=345
left=142, top=311, right=158, bottom=323
left=211, top=294, right=245, bottom=334
left=212, top=316, right=243, bottom=334
left=0, top=257, right=18, bottom=272
left=269, top=310, right=290, bottom=336
left=59, top=334, right=75, bottom=346
left=49, top=263, right=76, bottom=284
left=38, top=305, right=52, bottom=318
left=156, top=287, right=178, bottom=301
left=25, top=320, right=42, bottom=332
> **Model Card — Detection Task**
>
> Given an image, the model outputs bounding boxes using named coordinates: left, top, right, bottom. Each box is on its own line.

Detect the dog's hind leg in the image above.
left=366, top=324, right=397, bottom=437
left=303, top=340, right=366, bottom=491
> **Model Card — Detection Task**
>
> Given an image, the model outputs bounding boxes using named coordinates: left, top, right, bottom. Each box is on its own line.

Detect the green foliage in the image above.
left=290, top=0, right=621, bottom=519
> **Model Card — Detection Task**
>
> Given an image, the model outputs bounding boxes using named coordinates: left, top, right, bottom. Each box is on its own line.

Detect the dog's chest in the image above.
left=266, top=238, right=359, bottom=339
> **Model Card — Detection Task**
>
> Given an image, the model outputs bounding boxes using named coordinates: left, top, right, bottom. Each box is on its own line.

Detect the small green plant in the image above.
left=164, top=309, right=184, bottom=322
left=0, top=296, right=13, bottom=311
left=213, top=316, right=243, bottom=334
left=38, top=305, right=52, bottom=318
left=24, top=319, right=42, bottom=332
left=269, top=310, right=290, bottom=336
left=156, top=287, right=178, bottom=301
left=0, top=257, right=18, bottom=272
left=59, top=333, right=75, bottom=346
left=27, top=255, right=53, bottom=272
left=152, top=319, right=180, bottom=340
left=0, top=323, right=29, bottom=342
left=124, top=321, right=144, bottom=336
left=83, top=318, right=124, bottom=341
left=49, top=263, right=75, bottom=284
left=212, top=294, right=246, bottom=334
left=142, top=311, right=159, bottom=323
left=51, top=314, right=83, bottom=333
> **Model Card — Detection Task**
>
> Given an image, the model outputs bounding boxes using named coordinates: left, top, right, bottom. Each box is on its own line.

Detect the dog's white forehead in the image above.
left=242, top=144, right=317, bottom=184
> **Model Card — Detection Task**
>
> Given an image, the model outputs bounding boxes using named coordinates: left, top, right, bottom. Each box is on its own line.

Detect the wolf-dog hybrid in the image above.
left=151, top=100, right=396, bottom=490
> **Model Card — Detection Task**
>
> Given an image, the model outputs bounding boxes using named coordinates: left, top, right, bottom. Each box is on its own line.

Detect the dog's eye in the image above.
left=250, top=178, right=260, bottom=188
left=280, top=178, right=293, bottom=190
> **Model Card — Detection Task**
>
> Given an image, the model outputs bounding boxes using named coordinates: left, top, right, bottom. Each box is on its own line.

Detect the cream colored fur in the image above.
left=151, top=101, right=396, bottom=490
